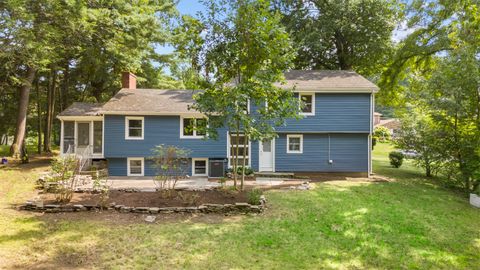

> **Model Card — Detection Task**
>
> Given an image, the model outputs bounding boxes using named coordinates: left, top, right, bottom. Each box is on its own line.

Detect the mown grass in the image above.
left=0, top=143, right=479, bottom=269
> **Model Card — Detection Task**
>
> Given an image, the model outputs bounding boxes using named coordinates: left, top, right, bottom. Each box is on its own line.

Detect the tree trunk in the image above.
left=60, top=61, right=69, bottom=111
left=91, top=80, right=104, bottom=102
left=334, top=30, right=352, bottom=70
left=425, top=163, right=431, bottom=177
left=240, top=135, right=247, bottom=190
left=10, top=66, right=36, bottom=158
left=36, top=78, right=42, bottom=154
left=43, top=69, right=57, bottom=153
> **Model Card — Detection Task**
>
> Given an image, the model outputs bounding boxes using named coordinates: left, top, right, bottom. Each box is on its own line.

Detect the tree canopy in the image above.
left=273, top=0, right=403, bottom=76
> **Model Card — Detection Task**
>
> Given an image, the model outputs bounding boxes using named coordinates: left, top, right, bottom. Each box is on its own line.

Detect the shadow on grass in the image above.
left=4, top=179, right=479, bottom=269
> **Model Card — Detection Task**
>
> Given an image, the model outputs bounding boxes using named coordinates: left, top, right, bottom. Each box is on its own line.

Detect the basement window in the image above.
left=127, top=158, right=144, bottom=176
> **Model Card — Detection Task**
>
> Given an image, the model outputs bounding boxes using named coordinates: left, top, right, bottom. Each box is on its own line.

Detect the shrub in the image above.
left=49, top=155, right=80, bottom=203
left=389, top=151, right=404, bottom=168
left=150, top=145, right=191, bottom=195
left=228, top=166, right=254, bottom=177
left=247, top=188, right=263, bottom=205
left=374, top=126, right=391, bottom=142
left=473, top=183, right=480, bottom=196
left=92, top=170, right=110, bottom=209
left=178, top=191, right=200, bottom=205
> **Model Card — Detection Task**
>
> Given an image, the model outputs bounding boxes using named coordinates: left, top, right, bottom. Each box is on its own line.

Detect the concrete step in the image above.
left=254, top=172, right=294, bottom=178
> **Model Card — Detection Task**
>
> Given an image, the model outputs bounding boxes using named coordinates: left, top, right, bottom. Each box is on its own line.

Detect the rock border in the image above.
left=20, top=195, right=267, bottom=215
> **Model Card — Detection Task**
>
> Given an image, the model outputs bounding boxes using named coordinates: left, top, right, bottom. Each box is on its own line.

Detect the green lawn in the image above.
left=0, top=143, right=479, bottom=269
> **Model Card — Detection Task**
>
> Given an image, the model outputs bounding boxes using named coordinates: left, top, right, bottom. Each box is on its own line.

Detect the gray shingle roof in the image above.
left=58, top=102, right=103, bottom=116
left=276, top=70, right=379, bottom=92
left=101, top=89, right=200, bottom=114
left=58, top=70, right=378, bottom=116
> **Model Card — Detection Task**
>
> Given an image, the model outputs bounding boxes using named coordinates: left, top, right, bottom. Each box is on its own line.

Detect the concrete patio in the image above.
left=74, top=176, right=300, bottom=191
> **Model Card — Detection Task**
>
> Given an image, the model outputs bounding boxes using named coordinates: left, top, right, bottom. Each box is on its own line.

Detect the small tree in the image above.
left=150, top=145, right=191, bottom=196
left=396, top=109, right=442, bottom=177
left=190, top=0, right=300, bottom=190
left=49, top=155, right=79, bottom=203
left=92, top=170, right=110, bottom=209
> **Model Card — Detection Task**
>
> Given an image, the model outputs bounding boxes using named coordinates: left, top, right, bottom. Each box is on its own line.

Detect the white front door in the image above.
left=259, top=139, right=274, bottom=172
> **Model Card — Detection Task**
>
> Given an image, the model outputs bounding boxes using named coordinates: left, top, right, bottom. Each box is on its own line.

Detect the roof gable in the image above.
left=277, top=70, right=378, bottom=92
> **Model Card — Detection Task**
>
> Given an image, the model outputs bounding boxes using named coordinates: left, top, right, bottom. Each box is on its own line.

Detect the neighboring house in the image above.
left=57, top=71, right=378, bottom=178
left=374, top=112, right=401, bottom=137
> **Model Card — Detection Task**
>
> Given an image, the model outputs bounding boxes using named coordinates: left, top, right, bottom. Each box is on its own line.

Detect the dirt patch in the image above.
left=40, top=189, right=251, bottom=207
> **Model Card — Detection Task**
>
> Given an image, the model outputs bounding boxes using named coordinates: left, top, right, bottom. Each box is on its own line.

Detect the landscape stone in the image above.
left=144, top=215, right=156, bottom=223
left=149, top=207, right=160, bottom=214
left=234, top=202, right=250, bottom=208
left=133, top=207, right=150, bottom=213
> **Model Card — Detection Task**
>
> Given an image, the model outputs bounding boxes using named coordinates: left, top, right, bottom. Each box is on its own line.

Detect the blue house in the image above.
left=57, top=70, right=378, bottom=178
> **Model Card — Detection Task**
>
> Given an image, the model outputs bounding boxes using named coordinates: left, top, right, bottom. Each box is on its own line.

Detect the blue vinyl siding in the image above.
left=107, top=158, right=127, bottom=176
left=274, top=133, right=368, bottom=172
left=251, top=93, right=371, bottom=132
left=104, top=92, right=371, bottom=175
left=104, top=115, right=227, bottom=158
left=108, top=157, right=193, bottom=177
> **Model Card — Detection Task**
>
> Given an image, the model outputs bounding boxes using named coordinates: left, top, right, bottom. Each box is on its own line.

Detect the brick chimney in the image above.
left=121, top=72, right=137, bottom=89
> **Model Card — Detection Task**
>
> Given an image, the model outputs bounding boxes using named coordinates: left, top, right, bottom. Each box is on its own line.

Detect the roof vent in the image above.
left=121, top=72, right=137, bottom=89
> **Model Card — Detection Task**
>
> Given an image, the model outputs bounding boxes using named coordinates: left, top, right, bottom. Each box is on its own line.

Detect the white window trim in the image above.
left=299, top=92, right=315, bottom=116
left=125, top=116, right=144, bottom=140
left=180, top=116, right=206, bottom=139
left=287, top=134, right=303, bottom=154
left=127, top=157, right=144, bottom=176
left=192, top=158, right=209, bottom=176
left=227, top=132, right=251, bottom=168
left=60, top=118, right=104, bottom=158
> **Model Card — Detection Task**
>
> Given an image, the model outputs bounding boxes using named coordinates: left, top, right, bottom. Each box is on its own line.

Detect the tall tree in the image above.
left=379, top=0, right=480, bottom=105
left=191, top=0, right=300, bottom=189
left=0, top=0, right=179, bottom=159
left=1, top=0, right=56, bottom=158
left=274, top=0, right=402, bottom=76
left=426, top=48, right=480, bottom=191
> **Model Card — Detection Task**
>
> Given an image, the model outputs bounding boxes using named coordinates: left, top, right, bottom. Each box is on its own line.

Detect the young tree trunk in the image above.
left=425, top=163, right=431, bottom=177
left=10, top=66, right=36, bottom=159
left=35, top=78, right=42, bottom=154
left=43, top=69, right=57, bottom=153
left=240, top=135, right=247, bottom=190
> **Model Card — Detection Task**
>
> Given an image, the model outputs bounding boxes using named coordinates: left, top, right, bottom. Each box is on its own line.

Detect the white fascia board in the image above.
left=56, top=116, right=103, bottom=121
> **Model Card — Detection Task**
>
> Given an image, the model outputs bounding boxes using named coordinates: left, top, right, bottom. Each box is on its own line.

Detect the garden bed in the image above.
left=21, top=188, right=267, bottom=214
left=40, top=189, right=252, bottom=207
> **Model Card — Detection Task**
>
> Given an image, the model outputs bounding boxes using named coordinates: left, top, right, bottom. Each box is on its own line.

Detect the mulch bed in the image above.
left=40, top=189, right=250, bottom=207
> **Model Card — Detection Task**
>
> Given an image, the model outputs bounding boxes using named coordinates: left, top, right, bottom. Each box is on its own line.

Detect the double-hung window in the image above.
left=125, top=117, right=144, bottom=140
left=299, top=93, right=315, bottom=115
left=229, top=133, right=250, bottom=167
left=181, top=117, right=207, bottom=138
left=287, top=134, right=303, bottom=154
